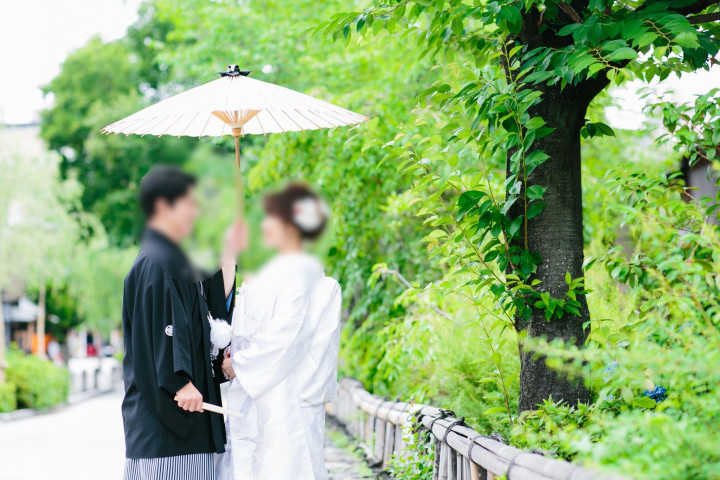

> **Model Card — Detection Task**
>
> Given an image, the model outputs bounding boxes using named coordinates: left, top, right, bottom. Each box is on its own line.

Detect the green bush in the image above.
left=6, top=348, right=69, bottom=410
left=0, top=381, right=17, bottom=412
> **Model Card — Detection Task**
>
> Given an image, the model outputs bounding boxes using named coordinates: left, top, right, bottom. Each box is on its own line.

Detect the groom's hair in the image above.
left=139, top=165, right=197, bottom=218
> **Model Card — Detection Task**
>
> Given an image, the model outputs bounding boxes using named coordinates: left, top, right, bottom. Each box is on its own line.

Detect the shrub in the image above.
left=6, top=348, right=69, bottom=410
left=0, top=381, right=17, bottom=412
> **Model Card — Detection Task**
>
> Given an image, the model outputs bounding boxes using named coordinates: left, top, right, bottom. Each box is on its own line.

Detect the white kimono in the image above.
left=216, top=252, right=342, bottom=480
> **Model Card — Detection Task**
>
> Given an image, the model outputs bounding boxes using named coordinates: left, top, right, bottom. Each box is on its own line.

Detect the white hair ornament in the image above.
left=292, top=197, right=330, bottom=232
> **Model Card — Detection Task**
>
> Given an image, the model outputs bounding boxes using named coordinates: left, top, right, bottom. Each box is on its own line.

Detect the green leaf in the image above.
left=525, top=151, right=549, bottom=175
left=507, top=216, right=524, bottom=238
left=457, top=190, right=485, bottom=217
left=674, top=31, right=699, bottom=49
left=632, top=396, right=657, bottom=409
left=589, top=0, right=606, bottom=11
left=527, top=202, right=545, bottom=219
left=582, top=122, right=615, bottom=138
left=525, top=117, right=546, bottom=131
left=499, top=5, right=523, bottom=33
left=606, top=47, right=638, bottom=61
left=484, top=406, right=508, bottom=415
left=527, top=185, right=547, bottom=201
left=484, top=391, right=506, bottom=401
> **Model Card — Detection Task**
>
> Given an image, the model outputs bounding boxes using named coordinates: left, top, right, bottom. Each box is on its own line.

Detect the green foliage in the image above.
left=41, top=37, right=140, bottom=156
left=653, top=88, right=720, bottom=165
left=319, top=0, right=720, bottom=442
left=41, top=33, right=192, bottom=246
left=42, top=284, right=83, bottom=344
left=512, top=398, right=591, bottom=456
left=0, top=382, right=18, bottom=413
left=68, top=239, right=137, bottom=334
left=388, top=426, right=435, bottom=480
left=512, top=165, right=720, bottom=477
left=0, top=134, right=128, bottom=335
left=318, top=0, right=720, bottom=335
left=6, top=348, right=69, bottom=410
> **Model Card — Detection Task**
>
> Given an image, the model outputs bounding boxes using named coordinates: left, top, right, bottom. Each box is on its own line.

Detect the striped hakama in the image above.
left=124, top=453, right=215, bottom=480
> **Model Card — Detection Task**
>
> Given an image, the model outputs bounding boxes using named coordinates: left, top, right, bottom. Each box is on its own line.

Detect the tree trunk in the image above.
left=36, top=284, right=47, bottom=360
left=512, top=84, right=593, bottom=412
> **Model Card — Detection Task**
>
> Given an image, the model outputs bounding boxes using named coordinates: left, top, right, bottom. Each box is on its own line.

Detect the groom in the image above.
left=121, top=165, right=244, bottom=479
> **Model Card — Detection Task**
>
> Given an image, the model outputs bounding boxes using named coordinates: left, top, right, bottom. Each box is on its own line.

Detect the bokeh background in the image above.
left=2, top=1, right=720, bottom=479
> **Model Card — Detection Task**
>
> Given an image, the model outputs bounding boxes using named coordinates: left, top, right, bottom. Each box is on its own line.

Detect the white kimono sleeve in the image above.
left=297, top=277, right=342, bottom=406
left=231, top=277, right=314, bottom=399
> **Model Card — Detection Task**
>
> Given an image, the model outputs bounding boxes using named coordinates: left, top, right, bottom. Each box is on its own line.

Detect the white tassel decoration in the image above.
left=208, top=313, right=233, bottom=359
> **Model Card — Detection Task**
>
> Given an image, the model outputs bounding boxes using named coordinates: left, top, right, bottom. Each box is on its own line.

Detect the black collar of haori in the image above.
left=141, top=228, right=197, bottom=281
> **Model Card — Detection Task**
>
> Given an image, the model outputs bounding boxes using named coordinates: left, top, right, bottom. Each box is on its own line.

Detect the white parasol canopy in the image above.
left=102, top=65, right=368, bottom=214
left=102, top=68, right=368, bottom=137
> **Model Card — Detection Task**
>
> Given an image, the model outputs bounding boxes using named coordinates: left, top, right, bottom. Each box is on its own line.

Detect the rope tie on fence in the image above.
left=506, top=451, right=527, bottom=480
left=426, top=409, right=456, bottom=438
left=442, top=417, right=466, bottom=444
left=372, top=398, right=387, bottom=419
left=395, top=402, right=411, bottom=426
left=427, top=409, right=455, bottom=433
left=467, top=432, right=482, bottom=461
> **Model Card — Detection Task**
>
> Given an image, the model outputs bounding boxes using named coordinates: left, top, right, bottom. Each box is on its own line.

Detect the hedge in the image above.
left=4, top=348, right=69, bottom=410
left=0, top=381, right=17, bottom=412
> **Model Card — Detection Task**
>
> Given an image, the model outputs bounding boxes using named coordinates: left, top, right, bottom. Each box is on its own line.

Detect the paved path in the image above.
left=0, top=390, right=376, bottom=480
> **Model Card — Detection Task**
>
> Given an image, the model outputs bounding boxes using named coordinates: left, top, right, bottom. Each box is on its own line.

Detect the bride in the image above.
left=212, top=183, right=342, bottom=480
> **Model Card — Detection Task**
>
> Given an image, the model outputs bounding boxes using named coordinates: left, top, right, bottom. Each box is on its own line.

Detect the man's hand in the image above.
left=175, top=382, right=204, bottom=412
left=222, top=349, right=236, bottom=381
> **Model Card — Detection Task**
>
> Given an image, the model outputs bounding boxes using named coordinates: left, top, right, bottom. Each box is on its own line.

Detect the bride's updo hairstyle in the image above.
left=263, top=183, right=330, bottom=240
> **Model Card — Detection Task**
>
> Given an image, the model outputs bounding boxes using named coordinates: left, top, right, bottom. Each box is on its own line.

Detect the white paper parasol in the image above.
left=102, top=65, right=368, bottom=214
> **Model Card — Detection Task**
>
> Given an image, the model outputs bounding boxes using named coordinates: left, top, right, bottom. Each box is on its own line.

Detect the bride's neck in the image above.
left=278, top=236, right=303, bottom=254
left=279, top=244, right=302, bottom=254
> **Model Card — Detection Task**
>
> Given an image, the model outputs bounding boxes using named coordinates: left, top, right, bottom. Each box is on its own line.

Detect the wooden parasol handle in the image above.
left=232, top=128, right=244, bottom=219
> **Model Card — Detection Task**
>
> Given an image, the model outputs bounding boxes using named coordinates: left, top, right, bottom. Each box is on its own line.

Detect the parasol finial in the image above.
left=220, top=65, right=251, bottom=77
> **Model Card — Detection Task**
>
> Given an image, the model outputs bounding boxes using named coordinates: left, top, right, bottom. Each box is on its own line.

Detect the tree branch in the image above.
left=381, top=268, right=454, bottom=321
left=558, top=2, right=583, bottom=23
left=673, top=0, right=720, bottom=16
left=688, top=11, right=720, bottom=23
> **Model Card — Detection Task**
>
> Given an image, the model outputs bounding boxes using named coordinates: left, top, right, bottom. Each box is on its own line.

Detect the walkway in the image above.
left=0, top=390, right=375, bottom=480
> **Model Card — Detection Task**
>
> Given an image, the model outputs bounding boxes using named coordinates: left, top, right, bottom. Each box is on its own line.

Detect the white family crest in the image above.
left=165, top=325, right=174, bottom=337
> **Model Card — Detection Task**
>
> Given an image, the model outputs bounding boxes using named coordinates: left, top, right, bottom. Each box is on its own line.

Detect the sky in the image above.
left=607, top=66, right=720, bottom=130
left=0, top=0, right=718, bottom=128
left=0, top=0, right=142, bottom=125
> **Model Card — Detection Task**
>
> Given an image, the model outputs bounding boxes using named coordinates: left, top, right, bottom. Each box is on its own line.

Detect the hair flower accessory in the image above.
left=292, top=197, right=329, bottom=232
